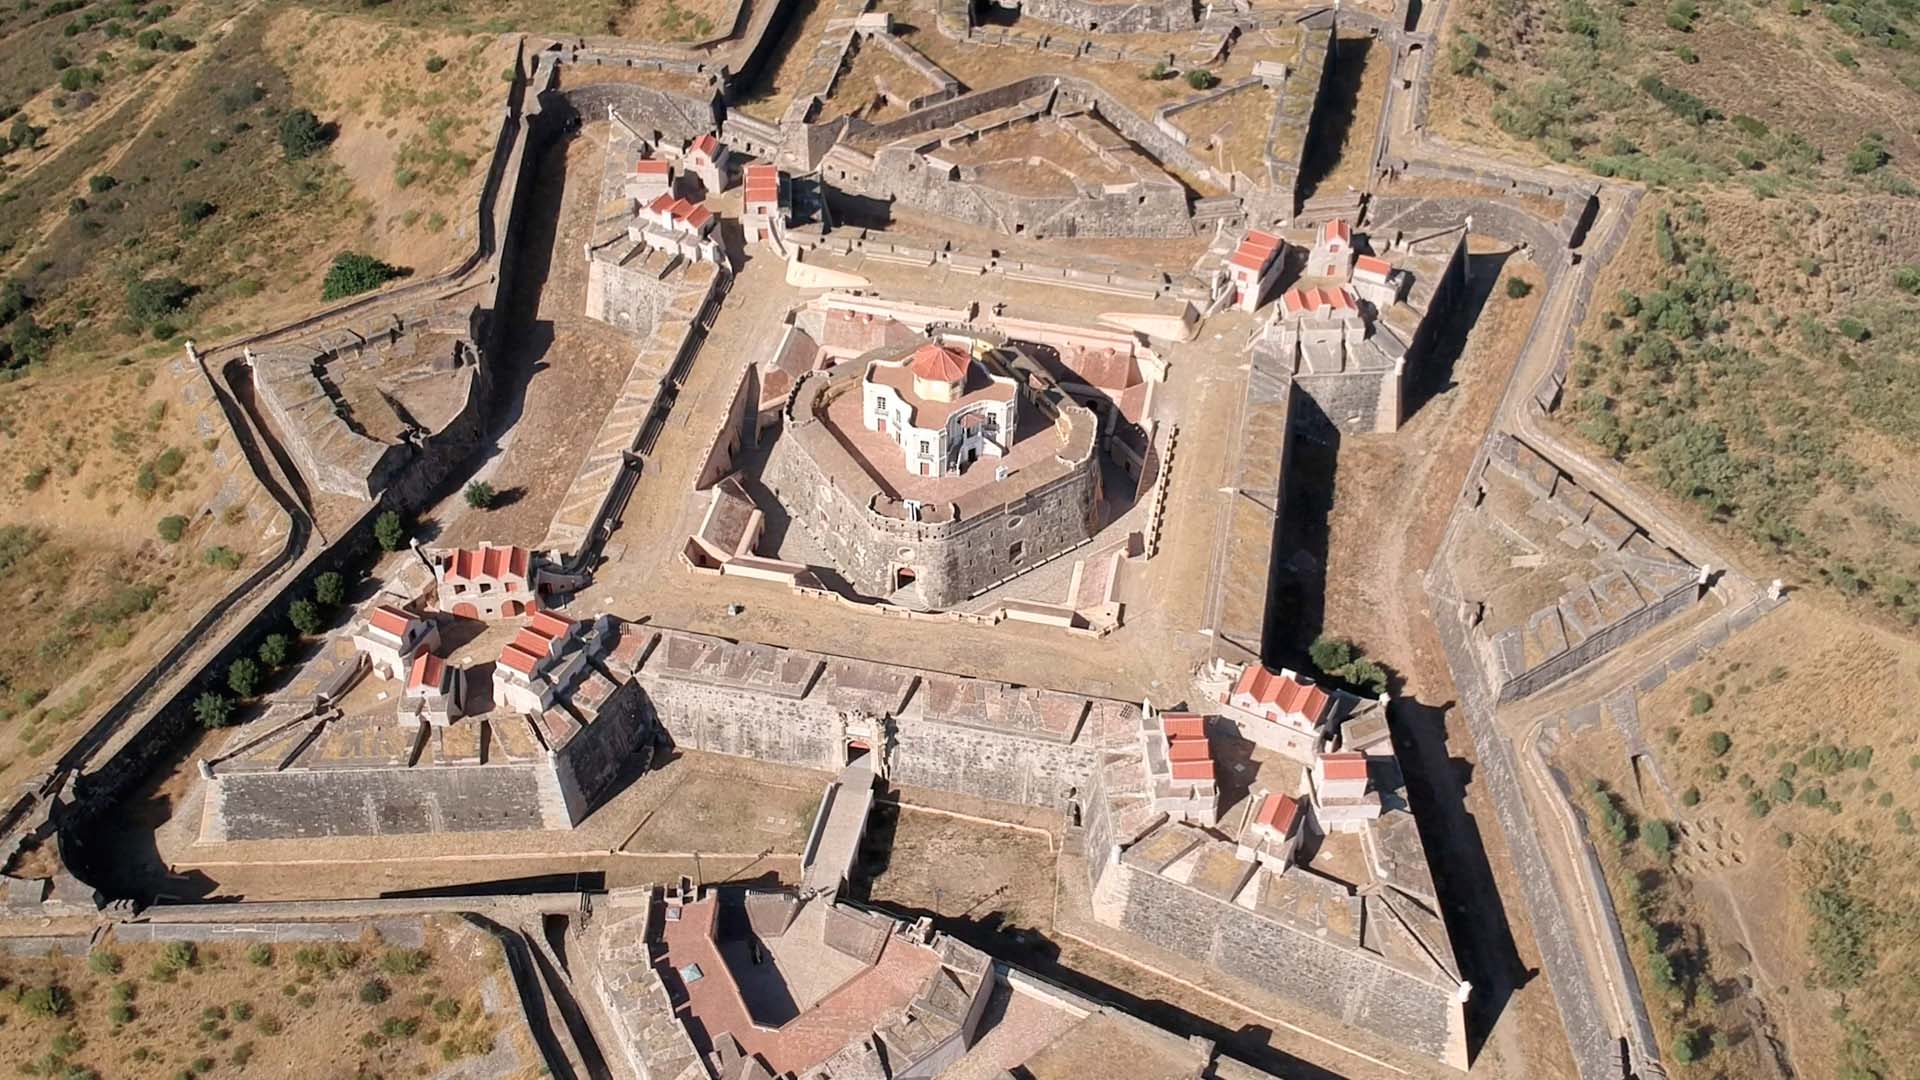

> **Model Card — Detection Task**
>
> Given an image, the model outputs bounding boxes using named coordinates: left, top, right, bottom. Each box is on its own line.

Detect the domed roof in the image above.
left=909, top=342, right=970, bottom=383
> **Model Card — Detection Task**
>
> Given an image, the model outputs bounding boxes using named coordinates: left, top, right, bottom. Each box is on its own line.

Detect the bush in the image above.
left=374, top=510, right=407, bottom=552
left=203, top=545, right=242, bottom=570
left=381, top=948, right=429, bottom=975
left=1707, top=731, right=1731, bottom=756
left=1308, top=637, right=1354, bottom=672
left=1184, top=68, right=1216, bottom=90
left=1680, top=786, right=1700, bottom=806
left=289, top=598, right=322, bottom=636
left=1506, top=277, right=1533, bottom=299
left=1671, top=1027, right=1698, bottom=1063
left=193, top=691, right=232, bottom=729
left=320, top=252, right=406, bottom=301
left=358, top=979, right=390, bottom=1004
left=246, top=944, right=273, bottom=967
left=277, top=108, right=327, bottom=160
left=1895, top=266, right=1920, bottom=295
left=22, top=985, right=71, bottom=1017
left=156, top=514, right=187, bottom=542
left=227, top=657, right=260, bottom=697
left=87, top=949, right=122, bottom=975
left=87, top=173, right=116, bottom=193
left=1846, top=135, right=1889, bottom=175
left=1689, top=689, right=1713, bottom=714
left=178, top=199, right=214, bottom=226
left=126, top=276, right=194, bottom=326
left=159, top=941, right=196, bottom=973
left=108, top=1002, right=134, bottom=1024
left=1641, top=819, right=1674, bottom=861
left=257, top=634, right=288, bottom=670
left=314, top=570, right=345, bottom=607
left=463, top=480, right=496, bottom=509
left=424, top=54, right=447, bottom=73
left=432, top=997, right=461, bottom=1021
left=380, top=1016, right=420, bottom=1038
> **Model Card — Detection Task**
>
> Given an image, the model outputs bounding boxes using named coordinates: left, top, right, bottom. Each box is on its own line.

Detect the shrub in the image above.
left=277, top=108, right=327, bottom=160
left=463, top=480, right=496, bottom=509
left=1671, top=1027, right=1698, bottom=1063
left=1689, top=689, right=1713, bottom=715
left=204, top=545, right=242, bottom=570
left=320, top=252, right=406, bottom=301
left=246, top=943, right=273, bottom=967
left=256, top=1013, right=283, bottom=1035
left=314, top=570, right=345, bottom=607
left=126, top=276, right=193, bottom=326
left=289, top=598, right=322, bottom=636
left=1308, top=637, right=1354, bottom=672
left=156, top=514, right=188, bottom=542
left=1846, top=135, right=1889, bottom=174
left=1144, top=59, right=1169, bottom=80
left=159, top=941, right=196, bottom=973
left=424, top=54, right=447, bottom=73
left=257, top=634, right=288, bottom=670
left=381, top=948, right=429, bottom=975
left=87, top=173, right=116, bottom=193
left=154, top=447, right=185, bottom=478
left=1770, top=778, right=1795, bottom=803
left=193, top=691, right=232, bottom=729
left=380, top=1015, right=420, bottom=1038
left=1641, top=819, right=1674, bottom=861
left=1506, top=277, right=1533, bottom=299
left=177, top=199, right=214, bottom=226
left=1184, top=68, right=1216, bottom=90
left=1895, top=266, right=1920, bottom=295
left=374, top=510, right=407, bottom=552
left=1707, top=731, right=1731, bottom=756
left=230, top=1002, right=253, bottom=1021
left=358, top=978, right=390, bottom=1004
left=227, top=657, right=260, bottom=697
left=432, top=997, right=461, bottom=1021
left=108, top=1002, right=134, bottom=1024
left=22, top=985, right=71, bottom=1017
left=1680, top=786, right=1700, bottom=806
left=87, top=949, right=121, bottom=975
left=22, top=465, right=49, bottom=492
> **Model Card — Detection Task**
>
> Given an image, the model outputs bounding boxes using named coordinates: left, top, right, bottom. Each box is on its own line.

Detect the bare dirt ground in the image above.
left=0, top=920, right=527, bottom=1080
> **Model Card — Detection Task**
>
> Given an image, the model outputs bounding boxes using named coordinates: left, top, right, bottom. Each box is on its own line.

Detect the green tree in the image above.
left=288, top=598, right=322, bottom=636
left=1670, top=1027, right=1698, bottom=1063
left=1506, top=277, right=1533, bottom=299
left=321, top=252, right=406, bottom=301
left=193, top=691, right=232, bottom=729
left=463, top=480, right=496, bottom=509
left=1707, top=731, right=1731, bottom=756
left=126, top=276, right=194, bottom=325
left=156, top=514, right=188, bottom=542
left=314, top=570, right=346, bottom=607
left=228, top=657, right=260, bottom=697
left=87, top=173, right=116, bottom=193
left=1642, top=819, right=1674, bottom=862
left=258, top=633, right=289, bottom=669
left=374, top=510, right=407, bottom=552
left=277, top=108, right=327, bottom=160
left=1184, top=68, right=1216, bottom=90
left=1308, top=636, right=1354, bottom=672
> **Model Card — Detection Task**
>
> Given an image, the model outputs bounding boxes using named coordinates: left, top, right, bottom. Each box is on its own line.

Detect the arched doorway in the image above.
left=452, top=602, right=478, bottom=619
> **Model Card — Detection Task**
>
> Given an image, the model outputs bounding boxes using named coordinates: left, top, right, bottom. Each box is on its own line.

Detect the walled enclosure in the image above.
left=761, top=337, right=1102, bottom=608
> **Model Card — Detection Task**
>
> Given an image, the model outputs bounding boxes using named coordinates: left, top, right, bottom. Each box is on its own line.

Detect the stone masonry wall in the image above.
left=552, top=690, right=654, bottom=825
left=1495, top=580, right=1699, bottom=702
left=1007, top=0, right=1197, bottom=34
left=886, top=723, right=1097, bottom=807
left=1105, top=862, right=1462, bottom=1061
left=1290, top=367, right=1396, bottom=437
left=545, top=82, right=721, bottom=144
left=868, top=141, right=1193, bottom=238
left=206, top=764, right=552, bottom=841
left=585, top=258, right=677, bottom=332
left=761, top=416, right=1100, bottom=607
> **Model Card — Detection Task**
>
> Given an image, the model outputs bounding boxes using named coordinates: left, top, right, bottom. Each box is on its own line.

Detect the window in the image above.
left=919, top=440, right=930, bottom=453
left=1009, top=541, right=1026, bottom=561
left=679, top=963, right=705, bottom=984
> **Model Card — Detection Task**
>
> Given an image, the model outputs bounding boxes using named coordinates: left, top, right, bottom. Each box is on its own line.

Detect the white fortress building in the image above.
left=860, top=340, right=1019, bottom=478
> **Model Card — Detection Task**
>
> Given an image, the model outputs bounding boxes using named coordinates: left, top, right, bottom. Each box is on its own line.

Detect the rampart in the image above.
left=999, top=0, right=1198, bottom=34
left=628, top=626, right=1136, bottom=809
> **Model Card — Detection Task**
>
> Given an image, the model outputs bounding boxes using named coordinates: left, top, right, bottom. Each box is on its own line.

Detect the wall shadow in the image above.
left=1297, top=36, right=1374, bottom=203
left=1401, top=250, right=1509, bottom=422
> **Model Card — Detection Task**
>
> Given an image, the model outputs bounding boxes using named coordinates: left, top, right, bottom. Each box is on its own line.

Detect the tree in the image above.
left=1707, top=731, right=1732, bottom=756
left=1308, top=636, right=1354, bottom=673
left=228, top=657, right=260, bottom=698
left=258, top=633, right=289, bottom=669
left=277, top=108, right=328, bottom=160
left=1506, top=277, right=1533, bottom=299
left=126, top=276, right=194, bottom=325
left=1642, top=819, right=1674, bottom=862
left=156, top=514, right=188, bottom=542
left=1670, top=1027, right=1698, bottom=1063
left=288, top=598, right=322, bottom=636
left=87, top=173, right=116, bottom=193
left=321, top=252, right=406, bottom=301
left=463, top=480, right=496, bottom=509
left=193, top=691, right=232, bottom=729
left=314, top=570, right=346, bottom=607
left=374, top=510, right=407, bottom=552
left=1185, top=68, right=1216, bottom=90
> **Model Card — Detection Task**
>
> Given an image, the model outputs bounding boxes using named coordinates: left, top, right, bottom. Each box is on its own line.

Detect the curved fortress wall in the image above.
left=763, top=364, right=1101, bottom=608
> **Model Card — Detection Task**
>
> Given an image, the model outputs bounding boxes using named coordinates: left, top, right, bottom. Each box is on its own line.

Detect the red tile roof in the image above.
left=1321, top=752, right=1369, bottom=781
left=408, top=651, right=447, bottom=692
left=1255, top=792, right=1300, bottom=834
left=909, top=342, right=970, bottom=383
left=1171, top=759, right=1215, bottom=782
left=1160, top=713, right=1206, bottom=739
left=527, top=610, right=573, bottom=640
left=368, top=605, right=414, bottom=638
left=1322, top=218, right=1352, bottom=244
left=691, top=133, right=719, bottom=158
left=1229, top=229, right=1284, bottom=272
left=443, top=544, right=530, bottom=586
left=497, top=643, right=542, bottom=676
left=1168, top=738, right=1212, bottom=763
left=633, top=159, right=670, bottom=176
left=1354, top=254, right=1393, bottom=278
left=1232, top=665, right=1331, bottom=724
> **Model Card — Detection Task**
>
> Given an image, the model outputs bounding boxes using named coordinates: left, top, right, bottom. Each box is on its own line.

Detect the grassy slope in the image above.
left=1435, top=1, right=1920, bottom=1076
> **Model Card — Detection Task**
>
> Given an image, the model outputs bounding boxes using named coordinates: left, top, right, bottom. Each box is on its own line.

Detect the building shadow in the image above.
left=1297, top=35, right=1375, bottom=203
left=1266, top=420, right=1339, bottom=661
left=1401, top=250, right=1509, bottom=422
left=1389, top=696, right=1531, bottom=1062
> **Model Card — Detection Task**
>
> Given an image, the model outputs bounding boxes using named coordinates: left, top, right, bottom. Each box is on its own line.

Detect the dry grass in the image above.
left=0, top=923, right=520, bottom=1080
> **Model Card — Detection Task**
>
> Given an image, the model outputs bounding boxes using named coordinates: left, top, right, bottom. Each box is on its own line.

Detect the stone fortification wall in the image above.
left=543, top=78, right=721, bottom=145
left=585, top=257, right=681, bottom=332
left=203, top=762, right=559, bottom=841
left=762, top=370, right=1101, bottom=607
left=1494, top=582, right=1698, bottom=702
left=721, top=110, right=782, bottom=160
left=629, top=627, right=1136, bottom=810
left=1289, top=365, right=1397, bottom=436
left=1262, top=22, right=1331, bottom=213
left=1097, top=858, right=1464, bottom=1062
left=1002, top=0, right=1198, bottom=33
left=551, top=682, right=655, bottom=824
